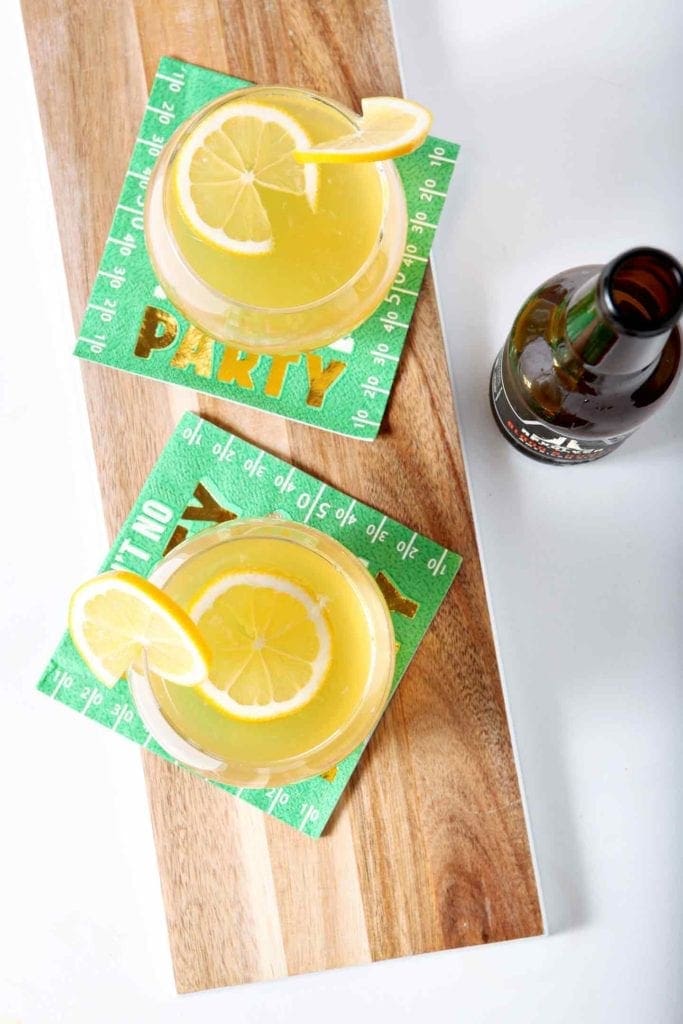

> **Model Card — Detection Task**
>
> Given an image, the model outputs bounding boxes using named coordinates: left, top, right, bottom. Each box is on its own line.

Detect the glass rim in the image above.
left=128, top=518, right=397, bottom=785
left=146, top=84, right=405, bottom=318
left=598, top=246, right=683, bottom=338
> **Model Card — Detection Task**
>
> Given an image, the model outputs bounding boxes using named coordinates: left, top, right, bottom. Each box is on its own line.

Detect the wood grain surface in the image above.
left=22, top=0, right=544, bottom=992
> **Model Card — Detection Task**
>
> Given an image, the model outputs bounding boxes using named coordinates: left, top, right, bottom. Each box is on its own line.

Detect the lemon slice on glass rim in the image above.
left=188, top=570, right=332, bottom=722
left=68, top=571, right=211, bottom=688
left=174, top=101, right=319, bottom=255
left=294, top=96, right=432, bottom=163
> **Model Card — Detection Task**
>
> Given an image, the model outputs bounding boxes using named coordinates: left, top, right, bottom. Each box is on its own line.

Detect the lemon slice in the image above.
left=175, top=101, right=318, bottom=255
left=68, top=571, right=211, bottom=688
left=189, top=571, right=331, bottom=722
left=294, top=96, right=432, bottom=164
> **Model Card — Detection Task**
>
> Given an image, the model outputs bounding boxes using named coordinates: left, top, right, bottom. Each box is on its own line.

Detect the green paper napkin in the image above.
left=74, top=57, right=460, bottom=441
left=38, top=413, right=461, bottom=836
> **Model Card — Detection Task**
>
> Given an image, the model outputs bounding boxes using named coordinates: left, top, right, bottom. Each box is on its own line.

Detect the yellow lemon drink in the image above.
left=127, top=519, right=396, bottom=787
left=145, top=86, right=409, bottom=353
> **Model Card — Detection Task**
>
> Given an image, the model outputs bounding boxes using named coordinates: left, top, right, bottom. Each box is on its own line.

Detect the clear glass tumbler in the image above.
left=128, top=518, right=396, bottom=788
left=145, top=86, right=407, bottom=354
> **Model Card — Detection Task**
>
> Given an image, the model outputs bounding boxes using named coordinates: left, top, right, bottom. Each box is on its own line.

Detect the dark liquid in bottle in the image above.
left=490, top=248, right=683, bottom=464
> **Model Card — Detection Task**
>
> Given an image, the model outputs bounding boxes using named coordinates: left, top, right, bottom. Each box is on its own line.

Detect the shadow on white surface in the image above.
left=394, top=0, right=683, bottom=974
left=418, top=13, right=590, bottom=935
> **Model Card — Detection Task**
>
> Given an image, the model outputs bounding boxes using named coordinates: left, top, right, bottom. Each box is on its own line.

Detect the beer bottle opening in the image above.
left=490, top=245, right=683, bottom=464
left=599, top=247, right=683, bottom=337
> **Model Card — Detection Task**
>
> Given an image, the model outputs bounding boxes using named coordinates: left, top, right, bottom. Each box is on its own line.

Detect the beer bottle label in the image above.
left=490, top=349, right=629, bottom=464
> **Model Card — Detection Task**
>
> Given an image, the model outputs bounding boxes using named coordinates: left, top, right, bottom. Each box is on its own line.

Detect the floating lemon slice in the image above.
left=68, top=571, right=211, bottom=688
left=188, top=571, right=332, bottom=722
left=294, top=96, right=432, bottom=164
left=175, top=101, right=318, bottom=255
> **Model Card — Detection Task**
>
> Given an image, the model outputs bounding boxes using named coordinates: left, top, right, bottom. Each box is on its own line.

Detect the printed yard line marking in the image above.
left=126, top=170, right=150, bottom=181
left=78, top=337, right=107, bottom=346
left=279, top=467, right=295, bottom=492
left=116, top=204, right=143, bottom=216
left=370, top=515, right=387, bottom=543
left=107, top=236, right=136, bottom=248
left=52, top=674, right=67, bottom=698
left=247, top=451, right=264, bottom=477
left=380, top=316, right=409, bottom=329
left=212, top=436, right=234, bottom=460
left=341, top=499, right=357, bottom=527
left=303, top=483, right=327, bottom=523
left=352, top=414, right=382, bottom=428
left=157, top=72, right=185, bottom=83
left=81, top=690, right=98, bottom=715
left=430, top=153, right=457, bottom=164
left=142, top=733, right=152, bottom=748
left=371, top=348, right=399, bottom=361
left=98, top=271, right=124, bottom=281
left=409, top=216, right=437, bottom=229
left=136, top=137, right=164, bottom=148
left=112, top=705, right=129, bottom=731
left=267, top=788, right=283, bottom=814
left=298, top=806, right=317, bottom=832
left=421, top=186, right=447, bottom=197
left=392, top=286, right=419, bottom=296
left=184, top=419, right=202, bottom=446
left=234, top=787, right=244, bottom=798
left=87, top=304, right=115, bottom=315
left=401, top=532, right=418, bottom=560
left=431, top=549, right=447, bottom=577
left=147, top=105, right=174, bottom=116
left=404, top=251, right=428, bottom=262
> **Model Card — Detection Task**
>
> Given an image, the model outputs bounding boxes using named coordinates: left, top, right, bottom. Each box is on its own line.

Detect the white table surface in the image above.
left=2, top=0, right=681, bottom=1020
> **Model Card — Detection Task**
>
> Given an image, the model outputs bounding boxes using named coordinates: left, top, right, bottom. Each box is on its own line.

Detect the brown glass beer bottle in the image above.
left=490, top=247, right=683, bottom=464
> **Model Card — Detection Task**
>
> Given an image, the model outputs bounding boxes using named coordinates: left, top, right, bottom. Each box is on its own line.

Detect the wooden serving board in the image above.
left=22, top=0, right=544, bottom=991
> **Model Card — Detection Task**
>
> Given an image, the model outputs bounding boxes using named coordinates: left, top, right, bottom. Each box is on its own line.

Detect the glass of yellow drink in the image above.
left=127, top=518, right=396, bottom=787
left=145, top=86, right=407, bottom=353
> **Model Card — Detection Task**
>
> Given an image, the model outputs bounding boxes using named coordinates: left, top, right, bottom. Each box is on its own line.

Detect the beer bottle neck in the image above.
left=564, top=248, right=683, bottom=374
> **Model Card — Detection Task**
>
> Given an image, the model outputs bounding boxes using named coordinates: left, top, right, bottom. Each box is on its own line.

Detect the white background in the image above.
left=1, top=0, right=681, bottom=1020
